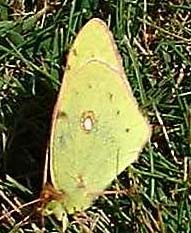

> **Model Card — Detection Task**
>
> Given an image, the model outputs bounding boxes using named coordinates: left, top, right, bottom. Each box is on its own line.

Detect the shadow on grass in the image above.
left=3, top=79, right=56, bottom=194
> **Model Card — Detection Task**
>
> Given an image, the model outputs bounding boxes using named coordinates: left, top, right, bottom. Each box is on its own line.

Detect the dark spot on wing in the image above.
left=58, top=135, right=65, bottom=145
left=125, top=128, right=129, bottom=133
left=76, top=174, right=86, bottom=189
left=117, top=110, right=120, bottom=115
left=88, top=84, right=92, bottom=89
left=73, top=48, right=77, bottom=56
left=109, top=93, right=114, bottom=101
left=66, top=64, right=71, bottom=70
left=56, top=111, right=67, bottom=119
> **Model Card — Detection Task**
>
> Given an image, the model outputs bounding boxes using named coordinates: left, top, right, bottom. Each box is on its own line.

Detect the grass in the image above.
left=0, top=0, right=191, bottom=232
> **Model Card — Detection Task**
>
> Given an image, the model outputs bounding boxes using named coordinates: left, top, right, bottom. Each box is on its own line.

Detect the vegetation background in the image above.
left=0, top=0, right=191, bottom=232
